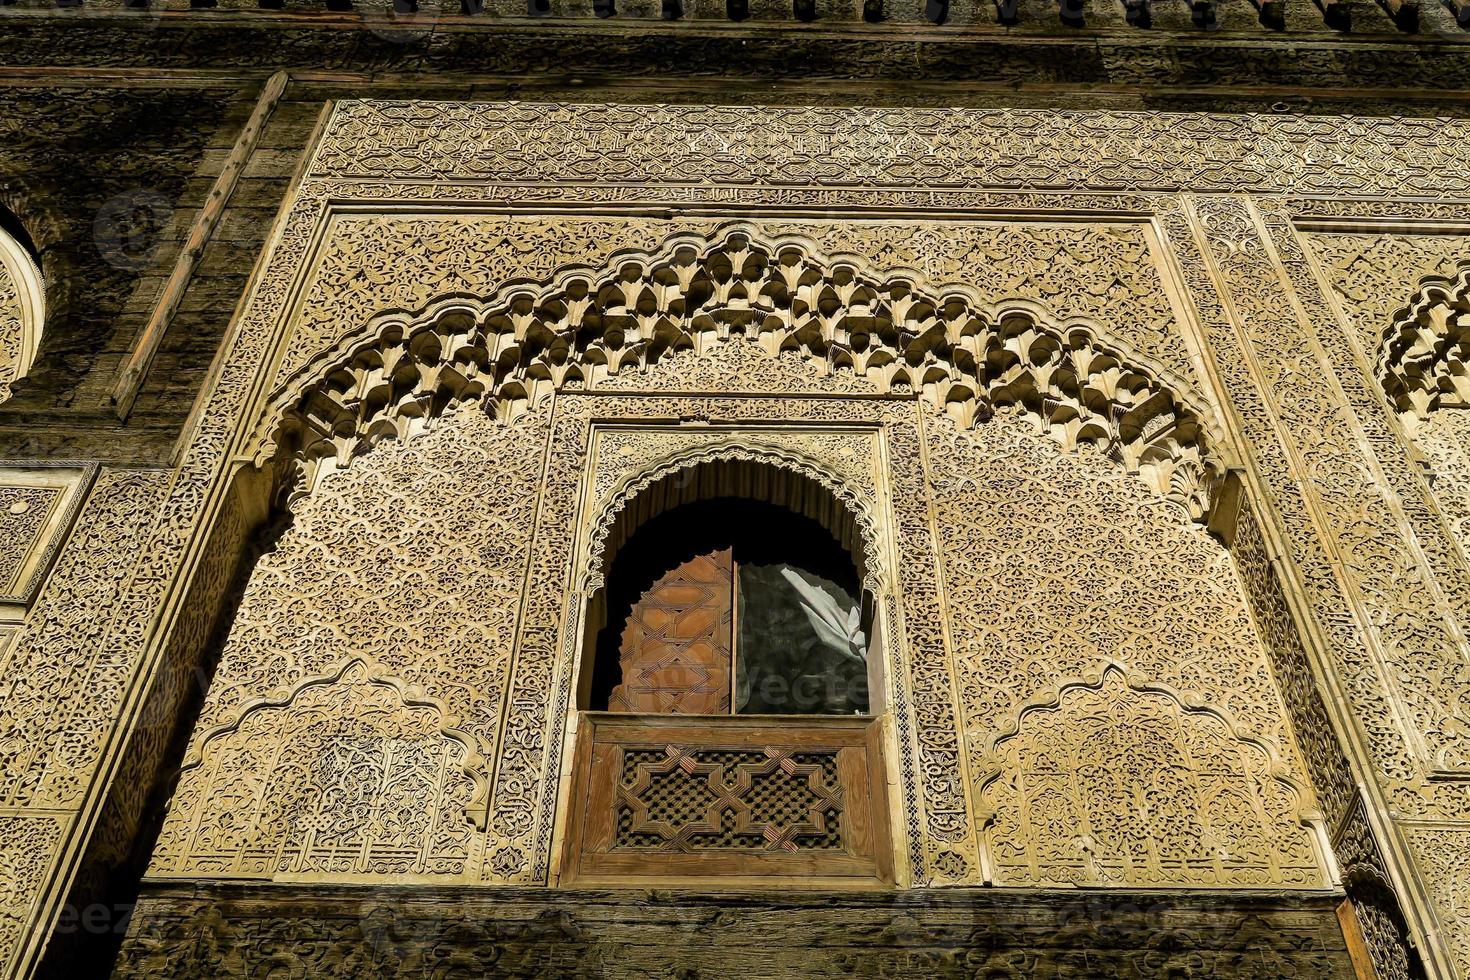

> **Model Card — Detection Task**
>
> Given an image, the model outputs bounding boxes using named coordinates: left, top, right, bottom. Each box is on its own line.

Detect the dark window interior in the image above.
left=591, top=497, right=869, bottom=715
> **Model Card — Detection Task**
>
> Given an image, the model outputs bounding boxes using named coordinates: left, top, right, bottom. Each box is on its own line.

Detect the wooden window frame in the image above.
left=561, top=712, right=893, bottom=888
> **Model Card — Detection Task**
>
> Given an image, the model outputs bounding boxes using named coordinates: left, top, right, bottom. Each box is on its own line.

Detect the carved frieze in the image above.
left=312, top=101, right=1470, bottom=201
left=114, top=883, right=1355, bottom=979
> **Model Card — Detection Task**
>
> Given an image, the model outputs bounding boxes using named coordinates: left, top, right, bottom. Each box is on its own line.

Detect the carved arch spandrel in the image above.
left=151, top=657, right=487, bottom=880
left=251, top=225, right=1230, bottom=521
left=976, top=663, right=1328, bottom=888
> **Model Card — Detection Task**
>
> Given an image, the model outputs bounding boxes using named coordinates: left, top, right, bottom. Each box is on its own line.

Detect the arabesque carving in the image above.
left=0, top=815, right=64, bottom=973
left=0, top=488, right=56, bottom=594
left=151, top=404, right=550, bottom=881
left=585, top=439, right=883, bottom=592
left=151, top=658, right=480, bottom=879
left=16, top=94, right=1460, bottom=980
left=979, top=665, right=1322, bottom=887
left=922, top=404, right=1325, bottom=888
left=262, top=227, right=1220, bottom=519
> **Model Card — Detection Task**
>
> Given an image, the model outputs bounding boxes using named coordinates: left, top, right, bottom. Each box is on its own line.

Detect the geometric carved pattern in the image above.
left=586, top=437, right=881, bottom=593
left=151, top=659, right=478, bottom=878
left=1382, top=258, right=1470, bottom=422
left=980, top=667, right=1323, bottom=888
left=614, top=747, right=844, bottom=853
left=609, top=548, right=734, bottom=715
left=564, top=712, right=887, bottom=884
left=263, top=227, right=1219, bottom=519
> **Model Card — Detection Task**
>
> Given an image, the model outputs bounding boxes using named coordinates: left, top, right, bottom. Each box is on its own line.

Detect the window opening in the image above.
left=591, top=497, right=870, bottom=716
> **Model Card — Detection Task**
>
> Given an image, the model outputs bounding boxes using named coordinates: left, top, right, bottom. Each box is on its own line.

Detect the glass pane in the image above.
left=735, top=562, right=869, bottom=715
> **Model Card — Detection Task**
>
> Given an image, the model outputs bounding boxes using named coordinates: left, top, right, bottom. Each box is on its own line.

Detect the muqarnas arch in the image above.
left=99, top=226, right=1337, bottom=935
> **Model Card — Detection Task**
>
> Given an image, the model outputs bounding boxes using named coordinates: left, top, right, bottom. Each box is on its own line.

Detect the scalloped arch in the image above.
left=1383, top=258, right=1470, bottom=422
left=583, top=439, right=887, bottom=593
left=257, top=224, right=1224, bottom=519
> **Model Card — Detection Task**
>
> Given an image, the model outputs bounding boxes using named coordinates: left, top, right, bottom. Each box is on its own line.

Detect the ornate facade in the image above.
left=2, top=9, right=1470, bottom=977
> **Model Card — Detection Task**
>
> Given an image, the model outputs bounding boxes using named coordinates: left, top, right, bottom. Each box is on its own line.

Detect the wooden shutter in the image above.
left=608, top=547, right=734, bottom=714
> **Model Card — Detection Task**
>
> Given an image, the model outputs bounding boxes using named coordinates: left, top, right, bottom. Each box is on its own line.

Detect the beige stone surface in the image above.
left=10, top=100, right=1470, bottom=980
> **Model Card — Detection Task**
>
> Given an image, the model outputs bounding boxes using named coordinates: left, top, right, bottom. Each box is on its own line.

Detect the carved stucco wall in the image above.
left=146, top=201, right=1326, bottom=897
left=18, top=101, right=1470, bottom=979
left=923, top=406, right=1322, bottom=887
left=151, top=404, right=548, bottom=880
left=1305, top=232, right=1470, bottom=970
left=0, top=467, right=168, bottom=974
left=1309, top=232, right=1470, bottom=574
left=149, top=381, right=1327, bottom=893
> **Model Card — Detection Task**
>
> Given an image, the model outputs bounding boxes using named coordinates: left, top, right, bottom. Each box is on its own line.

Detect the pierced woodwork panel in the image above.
left=565, top=713, right=890, bottom=885
left=614, top=747, right=843, bottom=852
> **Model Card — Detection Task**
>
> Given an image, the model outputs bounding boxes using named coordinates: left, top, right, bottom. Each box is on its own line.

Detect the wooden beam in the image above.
left=110, top=71, right=288, bottom=420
